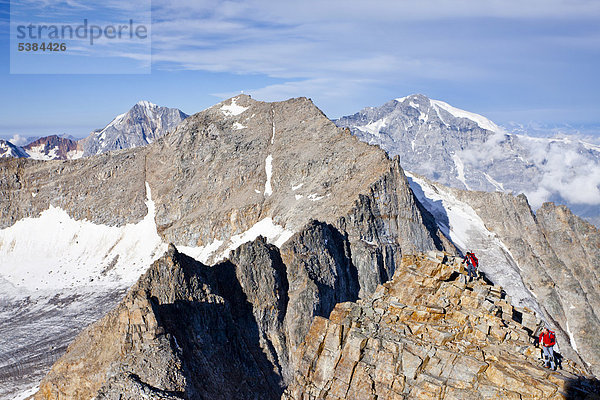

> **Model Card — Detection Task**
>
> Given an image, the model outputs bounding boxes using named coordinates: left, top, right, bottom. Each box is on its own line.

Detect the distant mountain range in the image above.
left=335, top=94, right=600, bottom=226
left=1, top=101, right=188, bottom=160
left=3, top=95, right=598, bottom=226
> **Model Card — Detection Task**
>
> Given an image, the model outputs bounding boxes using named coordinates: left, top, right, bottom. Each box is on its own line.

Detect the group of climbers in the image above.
left=461, top=250, right=559, bottom=371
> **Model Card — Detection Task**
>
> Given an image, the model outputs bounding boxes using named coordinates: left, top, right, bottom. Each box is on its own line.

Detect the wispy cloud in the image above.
left=147, top=0, right=600, bottom=116
left=8, top=134, right=28, bottom=146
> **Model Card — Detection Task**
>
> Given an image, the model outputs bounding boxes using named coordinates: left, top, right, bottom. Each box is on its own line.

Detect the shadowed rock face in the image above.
left=283, top=253, right=599, bottom=400
left=35, top=244, right=285, bottom=400
left=33, top=219, right=396, bottom=399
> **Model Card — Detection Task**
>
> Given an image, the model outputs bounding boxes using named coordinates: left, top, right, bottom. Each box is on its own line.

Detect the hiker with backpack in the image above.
left=538, top=327, right=557, bottom=370
left=462, top=252, right=479, bottom=282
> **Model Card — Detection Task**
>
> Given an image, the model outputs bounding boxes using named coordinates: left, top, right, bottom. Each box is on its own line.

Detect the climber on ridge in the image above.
left=538, top=327, right=557, bottom=370
left=462, top=251, right=479, bottom=282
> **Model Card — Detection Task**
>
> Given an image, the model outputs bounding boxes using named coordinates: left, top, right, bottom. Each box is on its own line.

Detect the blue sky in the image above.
left=1, top=0, right=599, bottom=142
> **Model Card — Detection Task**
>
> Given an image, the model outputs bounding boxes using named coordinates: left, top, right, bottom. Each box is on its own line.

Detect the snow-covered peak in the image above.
left=0, top=139, right=29, bottom=158
left=136, top=100, right=158, bottom=109
left=395, top=94, right=501, bottom=133
left=430, top=98, right=501, bottom=133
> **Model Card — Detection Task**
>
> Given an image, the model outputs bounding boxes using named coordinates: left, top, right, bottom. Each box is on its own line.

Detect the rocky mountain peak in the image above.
left=22, top=135, right=80, bottom=160
left=77, top=101, right=188, bottom=157
left=32, top=248, right=600, bottom=399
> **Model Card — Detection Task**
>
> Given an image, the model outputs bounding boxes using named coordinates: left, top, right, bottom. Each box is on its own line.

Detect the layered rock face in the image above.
left=283, top=253, right=599, bottom=400
left=1, top=96, right=454, bottom=398
left=33, top=218, right=413, bottom=399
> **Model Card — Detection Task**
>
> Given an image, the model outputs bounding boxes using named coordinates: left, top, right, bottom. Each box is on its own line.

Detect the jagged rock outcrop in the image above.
left=6, top=94, right=599, bottom=399
left=283, top=253, right=599, bottom=399
left=31, top=216, right=448, bottom=400
left=2, top=96, right=455, bottom=398
left=34, top=244, right=284, bottom=400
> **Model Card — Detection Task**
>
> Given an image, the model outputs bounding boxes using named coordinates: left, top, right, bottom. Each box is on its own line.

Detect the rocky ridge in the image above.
left=283, top=252, right=600, bottom=399
left=453, top=188, right=600, bottom=376
left=33, top=216, right=420, bottom=400
left=407, top=172, right=600, bottom=376
left=3, top=95, right=600, bottom=398
left=32, top=248, right=600, bottom=399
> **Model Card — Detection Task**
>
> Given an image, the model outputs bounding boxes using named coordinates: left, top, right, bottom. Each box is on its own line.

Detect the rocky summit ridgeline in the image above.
left=283, top=253, right=600, bottom=400
left=0, top=95, right=453, bottom=398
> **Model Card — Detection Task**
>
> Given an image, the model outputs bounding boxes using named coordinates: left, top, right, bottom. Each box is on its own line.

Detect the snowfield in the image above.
left=0, top=183, right=167, bottom=294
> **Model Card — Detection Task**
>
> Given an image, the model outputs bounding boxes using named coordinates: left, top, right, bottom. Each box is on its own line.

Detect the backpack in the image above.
left=548, top=331, right=556, bottom=346
left=469, top=253, right=479, bottom=269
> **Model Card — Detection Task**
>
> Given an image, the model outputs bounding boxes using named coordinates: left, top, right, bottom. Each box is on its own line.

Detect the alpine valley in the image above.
left=0, top=95, right=599, bottom=399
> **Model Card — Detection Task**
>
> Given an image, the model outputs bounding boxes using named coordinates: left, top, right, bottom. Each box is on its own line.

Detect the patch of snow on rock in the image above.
left=452, top=153, right=471, bottom=190
left=264, top=155, right=273, bottom=196
left=308, top=193, right=325, bottom=201
left=220, top=97, right=248, bottom=117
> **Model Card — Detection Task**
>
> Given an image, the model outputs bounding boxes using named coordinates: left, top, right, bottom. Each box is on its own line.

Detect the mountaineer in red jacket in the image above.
left=462, top=252, right=479, bottom=282
left=538, top=327, right=557, bottom=370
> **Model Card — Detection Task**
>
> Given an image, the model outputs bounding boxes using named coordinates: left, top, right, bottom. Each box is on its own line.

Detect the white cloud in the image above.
left=524, top=142, right=600, bottom=206
left=9, top=134, right=29, bottom=147
left=460, top=131, right=600, bottom=207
